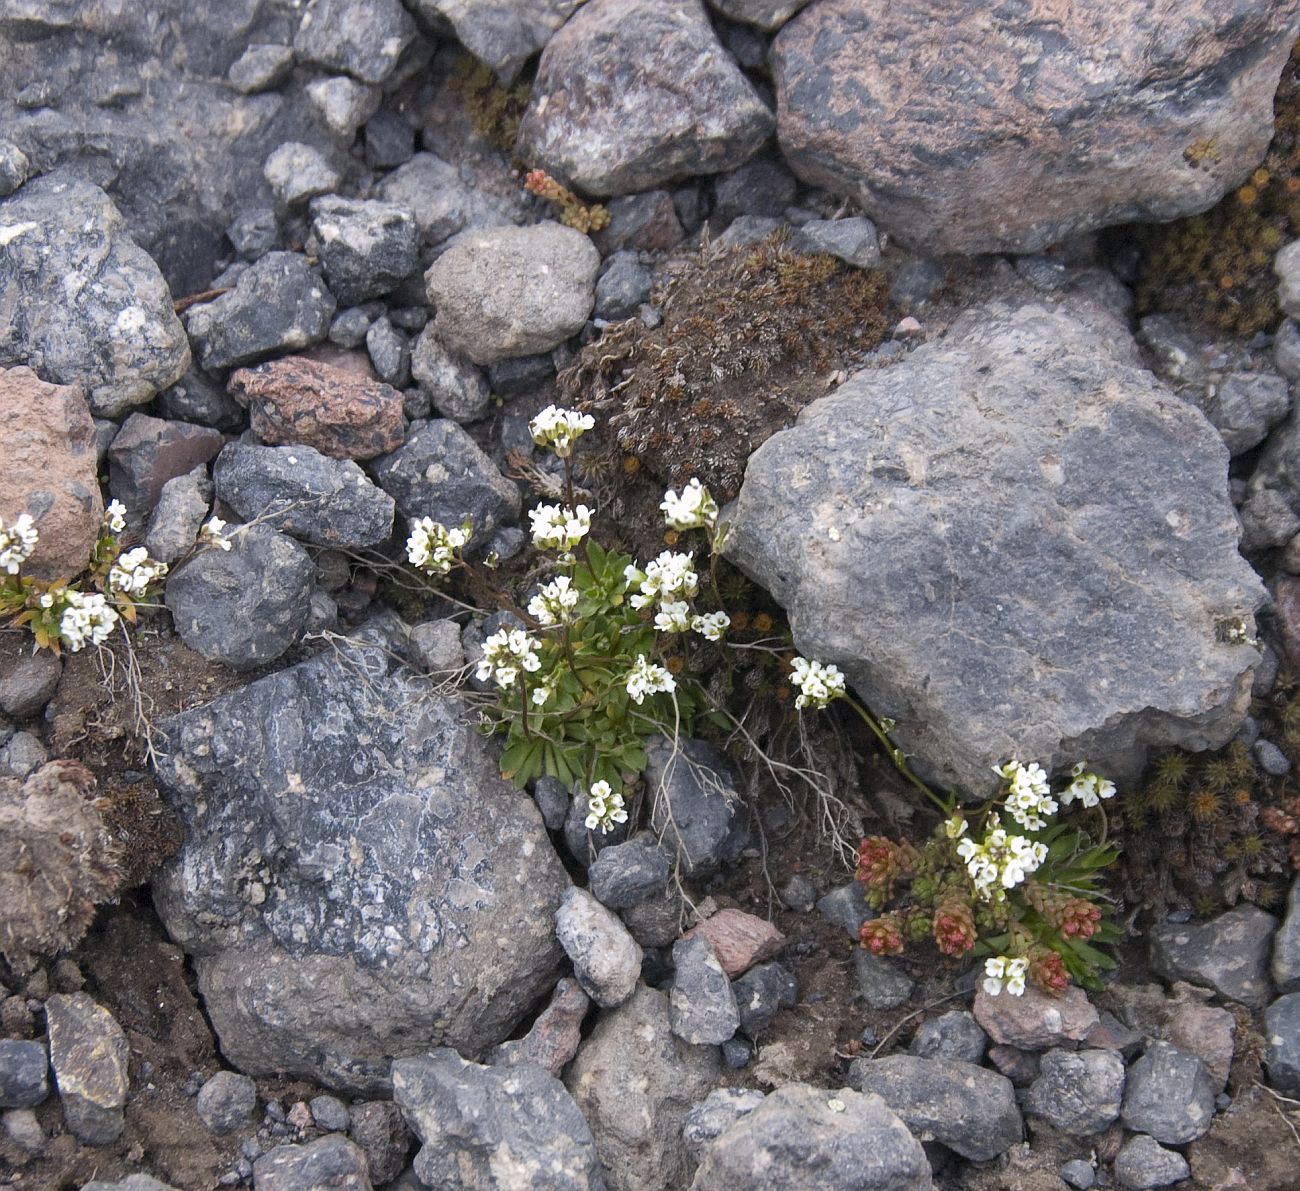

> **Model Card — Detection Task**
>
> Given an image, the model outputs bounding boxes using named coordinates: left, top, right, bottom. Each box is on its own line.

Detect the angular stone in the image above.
left=409, top=0, right=582, bottom=83
left=670, top=935, right=740, bottom=1044
left=394, top=1049, right=603, bottom=1190
left=518, top=0, right=774, bottom=196
left=595, top=252, right=653, bottom=322
left=365, top=318, right=409, bottom=390
left=195, top=1070, right=256, bottom=1135
left=186, top=253, right=336, bottom=372
left=253, top=1135, right=372, bottom=1191
left=488, top=976, right=589, bottom=1077
left=556, top=887, right=642, bottom=1008
left=307, top=76, right=381, bottom=140
left=377, top=153, right=527, bottom=246
left=145, top=467, right=214, bottom=566
left=294, top=0, right=417, bottom=86
left=0, top=142, right=30, bottom=197
left=682, top=1087, right=765, bottom=1160
left=1265, top=991, right=1300, bottom=1096
left=227, top=44, right=295, bottom=94
left=848, top=1054, right=1022, bottom=1162
left=1164, top=998, right=1236, bottom=1094
left=587, top=835, right=671, bottom=910
left=1149, top=904, right=1276, bottom=1007
left=723, top=295, right=1265, bottom=795
left=0, top=176, right=190, bottom=416
left=732, top=962, right=797, bottom=1039
left=410, top=328, right=491, bottom=424
left=791, top=218, right=881, bottom=269
left=309, top=197, right=419, bottom=307
left=565, top=985, right=721, bottom=1191
left=600, top=191, right=685, bottom=254
left=1121, top=1041, right=1216, bottom=1145
left=689, top=1083, right=932, bottom=1190
left=263, top=142, right=342, bottom=207
left=229, top=355, right=405, bottom=460
left=708, top=0, right=811, bottom=31
left=816, top=882, right=874, bottom=940
left=347, top=1100, right=411, bottom=1186
left=425, top=222, right=599, bottom=365
left=0, top=1040, right=48, bottom=1109
left=1025, top=1048, right=1126, bottom=1136
left=974, top=984, right=1099, bottom=1052
left=45, top=993, right=129, bottom=1146
left=0, top=642, right=60, bottom=723
left=106, top=413, right=224, bottom=518
left=1203, top=372, right=1291, bottom=456
left=682, top=909, right=785, bottom=978
left=1274, top=877, right=1300, bottom=993
left=645, top=736, right=749, bottom=879
left=1114, top=1134, right=1190, bottom=1190
left=853, top=950, right=914, bottom=1011
left=773, top=0, right=1300, bottom=254
left=155, top=368, right=246, bottom=431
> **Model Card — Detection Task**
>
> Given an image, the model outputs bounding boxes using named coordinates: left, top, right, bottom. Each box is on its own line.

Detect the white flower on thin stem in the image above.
left=1060, top=762, right=1117, bottom=809
left=660, top=477, right=718, bottom=532
left=624, top=654, right=675, bottom=704
left=625, top=551, right=698, bottom=609
left=983, top=955, right=1028, bottom=997
left=104, top=500, right=127, bottom=534
left=529, top=405, right=595, bottom=459
left=690, top=610, right=730, bottom=642
left=653, top=600, right=691, bottom=634
left=406, top=517, right=470, bottom=576
left=789, top=656, right=846, bottom=710
left=59, top=590, right=119, bottom=651
left=107, top=546, right=167, bottom=597
left=477, top=627, right=544, bottom=690
left=584, top=779, right=629, bottom=833
left=200, top=517, right=234, bottom=551
left=528, top=503, right=591, bottom=553
left=0, top=513, right=39, bottom=575
left=527, top=575, right=580, bottom=626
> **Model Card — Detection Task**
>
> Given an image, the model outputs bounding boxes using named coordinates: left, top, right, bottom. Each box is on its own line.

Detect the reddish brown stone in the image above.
left=489, top=976, right=590, bottom=1077
left=229, top=355, right=406, bottom=460
left=0, top=366, right=102, bottom=580
left=107, top=413, right=225, bottom=518
left=974, top=983, right=1099, bottom=1051
left=682, top=908, right=785, bottom=978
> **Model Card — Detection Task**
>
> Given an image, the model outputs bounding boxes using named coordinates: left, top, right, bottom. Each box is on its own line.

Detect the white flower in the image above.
left=943, top=815, right=968, bottom=840
left=625, top=551, right=699, bottom=609
left=59, top=590, right=119, bottom=651
left=584, top=780, right=629, bottom=833
left=959, top=816, right=1045, bottom=900
left=527, top=575, right=580, bottom=626
left=476, top=626, right=544, bottom=690
left=789, top=656, right=847, bottom=710
left=983, top=955, right=1027, bottom=997
left=690, top=610, right=730, bottom=642
left=653, top=600, right=691, bottom=634
left=0, top=513, right=39, bottom=575
left=660, top=477, right=719, bottom=532
left=529, top=503, right=592, bottom=553
left=625, top=654, right=675, bottom=705
left=104, top=500, right=127, bottom=534
left=1060, top=764, right=1116, bottom=809
left=529, top=405, right=594, bottom=458
left=406, top=517, right=471, bottom=576
left=200, top=517, right=234, bottom=551
left=107, top=546, right=168, bottom=597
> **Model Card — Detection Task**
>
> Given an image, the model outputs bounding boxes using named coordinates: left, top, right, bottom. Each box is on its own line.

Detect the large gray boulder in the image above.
left=151, top=620, right=571, bottom=1093
left=516, top=0, right=774, bottom=196
left=772, top=0, right=1300, bottom=255
left=0, top=175, right=189, bottom=416
left=723, top=294, right=1265, bottom=795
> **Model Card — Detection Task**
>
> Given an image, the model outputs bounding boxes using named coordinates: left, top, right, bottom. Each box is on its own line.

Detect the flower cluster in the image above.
left=1060, top=762, right=1117, bottom=809
left=0, top=513, right=39, bottom=575
left=529, top=503, right=592, bottom=554
left=199, top=517, right=234, bottom=551
left=107, top=547, right=168, bottom=597
left=585, top=780, right=628, bottom=833
left=527, top=575, right=580, bottom=626
left=528, top=405, right=594, bottom=458
left=956, top=817, right=1048, bottom=900
left=983, top=955, right=1028, bottom=997
left=406, top=517, right=471, bottom=576
left=104, top=500, right=127, bottom=534
left=626, top=551, right=699, bottom=609
left=995, top=760, right=1059, bottom=831
left=59, top=590, right=119, bottom=652
left=660, top=477, right=719, bottom=532
left=790, top=655, right=847, bottom=709
left=625, top=653, right=676, bottom=704
left=477, top=627, right=543, bottom=690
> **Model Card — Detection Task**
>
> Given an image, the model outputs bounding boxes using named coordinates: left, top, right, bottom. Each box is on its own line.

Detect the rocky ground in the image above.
left=5, top=1, right=1300, bottom=1189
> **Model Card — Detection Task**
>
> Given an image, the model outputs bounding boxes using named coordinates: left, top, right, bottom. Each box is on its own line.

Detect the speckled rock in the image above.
left=1121, top=1041, right=1216, bottom=1145
left=1025, top=1048, right=1126, bottom=1136
left=556, top=888, right=642, bottom=1009
left=488, top=977, right=590, bottom=1077
left=45, top=994, right=129, bottom=1146
left=974, top=984, right=1100, bottom=1051
left=308, top=197, right=419, bottom=307
left=294, top=0, right=417, bottom=86
left=670, top=935, right=740, bottom=1045
left=1149, top=904, right=1277, bottom=1007
left=253, top=1135, right=373, bottom=1190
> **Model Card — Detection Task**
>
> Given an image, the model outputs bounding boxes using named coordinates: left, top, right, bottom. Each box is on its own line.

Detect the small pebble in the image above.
left=1061, top=1158, right=1095, bottom=1189
left=1254, top=738, right=1290, bottom=776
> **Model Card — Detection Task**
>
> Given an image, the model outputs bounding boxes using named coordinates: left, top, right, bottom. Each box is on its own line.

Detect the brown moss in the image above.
left=448, top=58, right=532, bottom=155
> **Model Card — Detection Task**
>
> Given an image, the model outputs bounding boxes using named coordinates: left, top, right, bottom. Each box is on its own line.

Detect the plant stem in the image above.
left=844, top=695, right=949, bottom=813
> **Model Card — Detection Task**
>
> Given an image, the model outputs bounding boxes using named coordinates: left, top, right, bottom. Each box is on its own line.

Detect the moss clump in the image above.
left=448, top=58, right=532, bottom=155
left=1132, top=41, right=1300, bottom=336
left=561, top=232, right=891, bottom=508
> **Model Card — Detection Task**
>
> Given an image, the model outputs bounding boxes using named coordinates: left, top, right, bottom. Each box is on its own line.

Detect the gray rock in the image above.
left=151, top=622, right=569, bottom=1093
left=196, top=1071, right=257, bottom=1135
left=778, top=873, right=817, bottom=914
left=595, top=253, right=653, bottom=322
left=1255, top=737, right=1292, bottom=776
left=644, top=736, right=749, bottom=879
left=331, top=308, right=376, bottom=350
left=0, top=1040, right=48, bottom=1108
left=587, top=836, right=671, bottom=910
left=81, top=1179, right=181, bottom=1191
left=670, top=935, right=740, bottom=1045
left=556, top=888, right=642, bottom=1009
left=347, top=1100, right=411, bottom=1185
left=853, top=950, right=914, bottom=1011
left=1204, top=372, right=1291, bottom=456
left=722, top=1038, right=752, bottom=1069
left=307, top=76, right=381, bottom=140
left=309, top=197, right=418, bottom=307
left=518, top=0, right=774, bottom=196
left=0, top=649, right=61, bottom=722
left=848, top=1054, right=1022, bottom=1162
left=1276, top=318, right=1300, bottom=380
left=213, top=443, right=395, bottom=549
left=253, top=1135, right=372, bottom=1191
left=689, top=1082, right=932, bottom=1191
left=365, top=112, right=415, bottom=170
left=1024, top=1048, right=1125, bottom=1136
left=146, top=467, right=214, bottom=566
left=565, top=985, right=721, bottom=1191
left=1279, top=240, right=1300, bottom=320
left=408, top=0, right=581, bottom=83
left=377, top=153, right=526, bottom=246
left=227, top=44, right=294, bottom=94
left=154, top=368, right=245, bottom=431
left=533, top=775, right=572, bottom=832
left=487, top=976, right=589, bottom=1078
left=681, top=1087, right=765, bottom=1160
left=816, top=882, right=873, bottom=940
left=713, top=157, right=798, bottom=223
left=370, top=419, right=520, bottom=543
left=0, top=732, right=46, bottom=780
left=408, top=619, right=464, bottom=675
left=365, top=318, right=409, bottom=389
left=263, top=142, right=342, bottom=207
left=708, top=0, right=811, bottom=32
left=294, top=0, right=417, bottom=85
left=1149, top=904, right=1276, bottom=1008
left=908, top=1011, right=987, bottom=1065
left=107, top=412, right=224, bottom=519
left=722, top=294, right=1266, bottom=795
left=1060, top=1159, right=1096, bottom=1191
left=164, top=523, right=316, bottom=669
left=309, top=1095, right=349, bottom=1132
left=393, top=1050, right=604, bottom=1190
left=1121, top=1041, right=1215, bottom=1145
left=775, top=1, right=1300, bottom=255
left=732, top=962, right=797, bottom=1038
left=1113, top=1134, right=1190, bottom=1190
left=3, top=1108, right=44, bottom=1154
left=715, top=214, right=784, bottom=248
left=425, top=222, right=599, bottom=365
left=185, top=252, right=336, bottom=372
left=410, top=328, right=491, bottom=423
left=1266, top=991, right=1300, bottom=1095
left=791, top=217, right=881, bottom=269
left=0, top=175, right=189, bottom=416
left=601, top=191, right=685, bottom=254
left=45, top=993, right=129, bottom=1146
left=1274, top=877, right=1300, bottom=993
left=1241, top=483, right=1300, bottom=551
left=0, top=141, right=30, bottom=197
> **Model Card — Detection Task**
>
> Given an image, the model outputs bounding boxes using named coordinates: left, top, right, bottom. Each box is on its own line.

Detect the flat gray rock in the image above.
left=1274, top=877, right=1300, bottom=993
left=723, top=294, right=1265, bottom=795
left=670, top=935, right=740, bottom=1045
left=1149, top=904, right=1276, bottom=1007
left=1120, top=1041, right=1215, bottom=1145
left=408, top=0, right=582, bottom=83
left=151, top=620, right=570, bottom=1092
left=1025, top=1048, right=1126, bottom=1136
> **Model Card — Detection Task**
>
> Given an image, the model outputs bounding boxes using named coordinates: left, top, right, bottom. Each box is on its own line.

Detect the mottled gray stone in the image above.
left=196, top=1071, right=256, bottom=1135
left=227, top=44, right=294, bottom=94
left=1267, top=992, right=1300, bottom=1096
left=587, top=836, right=671, bottom=910
left=154, top=368, right=245, bottom=430
left=309, top=1095, right=349, bottom=1133
left=853, top=950, right=914, bottom=1011
left=410, top=328, right=491, bottom=423
left=1274, top=877, right=1300, bottom=993
left=408, top=0, right=582, bottom=84
left=1113, top=1134, right=1190, bottom=1190
left=713, top=157, right=798, bottom=223
left=1121, top=1041, right=1215, bottom=1145
left=309, top=197, right=418, bottom=307
left=263, top=142, right=342, bottom=207
left=295, top=0, right=416, bottom=85
left=365, top=318, right=409, bottom=389
left=377, top=153, right=526, bottom=246
left=1025, top=1048, right=1125, bottom=1136
left=253, top=1135, right=372, bottom=1190
left=908, top=1011, right=987, bottom=1065
left=1204, top=372, right=1291, bottom=456
left=816, top=882, right=873, bottom=940
left=556, top=888, right=642, bottom=1009
left=1149, top=904, right=1276, bottom=1007
left=1060, top=1159, right=1096, bottom=1190
left=365, top=112, right=415, bottom=170
left=107, top=412, right=224, bottom=518
left=0, top=1040, right=48, bottom=1109
left=670, top=935, right=739, bottom=1045
left=732, top=962, right=797, bottom=1039
left=0, top=175, right=190, bottom=416
left=723, top=295, right=1265, bottom=796
left=152, top=621, right=570, bottom=1093
left=708, top=0, right=811, bottom=32
left=347, top=1100, right=411, bottom=1185
left=0, top=648, right=60, bottom=722
left=45, top=993, right=129, bottom=1146
left=644, top=736, right=749, bottom=879
left=791, top=217, right=881, bottom=268
left=0, top=732, right=45, bottom=779
left=1276, top=318, right=1300, bottom=380
left=681, top=1087, right=765, bottom=1160
left=0, top=141, right=30, bottom=197
left=145, top=468, right=213, bottom=566
left=848, top=1054, right=1022, bottom=1162
left=595, top=253, right=653, bottom=322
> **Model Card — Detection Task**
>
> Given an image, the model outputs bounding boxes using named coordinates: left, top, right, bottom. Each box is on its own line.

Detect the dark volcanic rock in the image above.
left=408, top=0, right=581, bottom=84
left=293, top=0, right=417, bottom=85
left=106, top=413, right=224, bottom=519
left=253, top=1135, right=372, bottom=1191
left=1149, top=904, right=1276, bottom=1007
left=308, top=196, right=419, bottom=307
